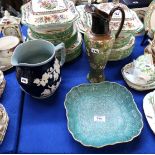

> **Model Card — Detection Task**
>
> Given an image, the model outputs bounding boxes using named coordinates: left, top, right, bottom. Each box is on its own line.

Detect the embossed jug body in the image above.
left=84, top=4, right=125, bottom=83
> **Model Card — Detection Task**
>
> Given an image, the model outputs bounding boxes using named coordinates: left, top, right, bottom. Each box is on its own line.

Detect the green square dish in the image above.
left=65, top=82, right=143, bottom=148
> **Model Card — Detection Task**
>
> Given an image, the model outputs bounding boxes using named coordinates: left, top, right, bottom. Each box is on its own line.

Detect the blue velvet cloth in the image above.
left=0, top=71, right=23, bottom=153
left=17, top=36, right=155, bottom=153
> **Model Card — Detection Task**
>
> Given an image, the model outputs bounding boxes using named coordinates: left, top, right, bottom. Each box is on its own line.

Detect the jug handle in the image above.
left=109, top=6, right=125, bottom=38
left=55, top=43, right=66, bottom=66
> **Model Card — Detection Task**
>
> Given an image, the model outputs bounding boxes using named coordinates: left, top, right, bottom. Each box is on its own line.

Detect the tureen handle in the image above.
left=55, top=43, right=66, bottom=66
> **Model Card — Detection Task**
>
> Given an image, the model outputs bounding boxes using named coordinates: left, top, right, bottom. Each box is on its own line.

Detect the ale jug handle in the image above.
left=109, top=6, right=125, bottom=38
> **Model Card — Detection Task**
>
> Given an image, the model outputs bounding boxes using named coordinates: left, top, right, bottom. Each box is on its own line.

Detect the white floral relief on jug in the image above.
left=41, top=79, right=61, bottom=97
left=33, top=59, right=61, bottom=97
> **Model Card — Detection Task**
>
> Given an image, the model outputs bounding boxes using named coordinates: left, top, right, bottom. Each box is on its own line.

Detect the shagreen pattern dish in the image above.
left=65, top=82, right=143, bottom=148
left=143, top=91, right=155, bottom=134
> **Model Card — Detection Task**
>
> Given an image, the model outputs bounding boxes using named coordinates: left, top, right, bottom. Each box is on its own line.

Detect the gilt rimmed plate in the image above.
left=143, top=91, right=155, bottom=134
left=65, top=82, right=143, bottom=148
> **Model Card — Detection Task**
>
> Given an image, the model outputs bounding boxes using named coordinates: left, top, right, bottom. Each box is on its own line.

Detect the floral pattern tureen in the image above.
left=21, top=0, right=79, bottom=31
left=76, top=2, right=144, bottom=34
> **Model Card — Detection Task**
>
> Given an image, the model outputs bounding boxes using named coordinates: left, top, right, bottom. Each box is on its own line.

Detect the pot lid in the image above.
left=31, top=0, right=67, bottom=14
left=21, top=0, right=79, bottom=27
left=0, top=11, right=21, bottom=25
left=0, top=36, right=20, bottom=51
left=76, top=3, right=144, bottom=34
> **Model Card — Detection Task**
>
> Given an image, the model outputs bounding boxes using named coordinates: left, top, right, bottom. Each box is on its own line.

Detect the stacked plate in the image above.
left=0, top=70, right=6, bottom=97
left=21, top=0, right=82, bottom=63
left=122, top=54, right=155, bottom=91
left=0, top=104, right=9, bottom=144
left=109, top=33, right=135, bottom=61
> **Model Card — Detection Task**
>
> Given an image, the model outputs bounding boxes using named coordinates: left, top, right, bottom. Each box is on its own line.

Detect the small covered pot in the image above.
left=21, top=0, right=79, bottom=33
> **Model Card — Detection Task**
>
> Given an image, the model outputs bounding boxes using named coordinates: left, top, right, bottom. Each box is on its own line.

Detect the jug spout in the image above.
left=11, top=56, right=19, bottom=66
left=85, top=4, right=110, bottom=35
left=85, top=4, right=125, bottom=38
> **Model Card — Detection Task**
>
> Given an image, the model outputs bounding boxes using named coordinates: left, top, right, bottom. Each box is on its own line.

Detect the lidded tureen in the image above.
left=76, top=1, right=143, bottom=34
left=21, top=0, right=82, bottom=63
left=97, top=2, right=143, bottom=34
left=21, top=0, right=79, bottom=32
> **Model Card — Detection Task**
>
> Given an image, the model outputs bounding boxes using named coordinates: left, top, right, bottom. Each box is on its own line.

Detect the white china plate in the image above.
left=143, top=91, right=155, bottom=134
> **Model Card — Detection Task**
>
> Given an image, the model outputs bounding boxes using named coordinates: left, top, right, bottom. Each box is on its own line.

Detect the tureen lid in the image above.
left=31, top=0, right=67, bottom=14
left=21, top=0, right=79, bottom=27
left=97, top=2, right=144, bottom=32
left=0, top=11, right=21, bottom=26
left=76, top=2, right=143, bottom=34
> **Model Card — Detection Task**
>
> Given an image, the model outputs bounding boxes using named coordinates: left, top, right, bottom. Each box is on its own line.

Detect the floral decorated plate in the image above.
left=75, top=4, right=143, bottom=34
left=143, top=91, right=155, bottom=134
left=144, top=0, right=155, bottom=34
left=65, top=82, right=143, bottom=148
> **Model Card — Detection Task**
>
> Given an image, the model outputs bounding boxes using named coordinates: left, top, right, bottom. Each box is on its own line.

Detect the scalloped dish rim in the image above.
left=64, top=81, right=143, bottom=148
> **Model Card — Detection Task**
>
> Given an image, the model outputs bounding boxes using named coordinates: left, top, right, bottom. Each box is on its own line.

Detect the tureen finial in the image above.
left=4, top=10, right=10, bottom=17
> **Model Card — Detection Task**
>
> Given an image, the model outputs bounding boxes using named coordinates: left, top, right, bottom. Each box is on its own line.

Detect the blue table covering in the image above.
left=0, top=71, right=23, bottom=153
left=18, top=36, right=155, bottom=153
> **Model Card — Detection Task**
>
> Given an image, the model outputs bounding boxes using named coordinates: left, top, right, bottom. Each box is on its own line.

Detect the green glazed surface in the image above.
left=27, top=27, right=78, bottom=49
left=109, top=36, right=135, bottom=61
left=66, top=34, right=82, bottom=62
left=65, top=82, right=143, bottom=148
left=30, top=24, right=74, bottom=40
left=112, top=32, right=133, bottom=49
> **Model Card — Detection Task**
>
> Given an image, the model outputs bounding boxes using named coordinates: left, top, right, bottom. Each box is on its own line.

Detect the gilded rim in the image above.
left=64, top=81, right=143, bottom=148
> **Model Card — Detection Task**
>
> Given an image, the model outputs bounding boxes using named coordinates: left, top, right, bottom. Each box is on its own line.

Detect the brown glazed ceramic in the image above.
left=84, top=4, right=125, bottom=83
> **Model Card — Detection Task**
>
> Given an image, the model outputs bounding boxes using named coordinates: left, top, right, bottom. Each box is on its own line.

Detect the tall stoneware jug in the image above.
left=84, top=4, right=125, bottom=83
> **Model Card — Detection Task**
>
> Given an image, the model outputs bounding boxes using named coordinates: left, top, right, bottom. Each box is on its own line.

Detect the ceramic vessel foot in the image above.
left=87, top=69, right=105, bottom=83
